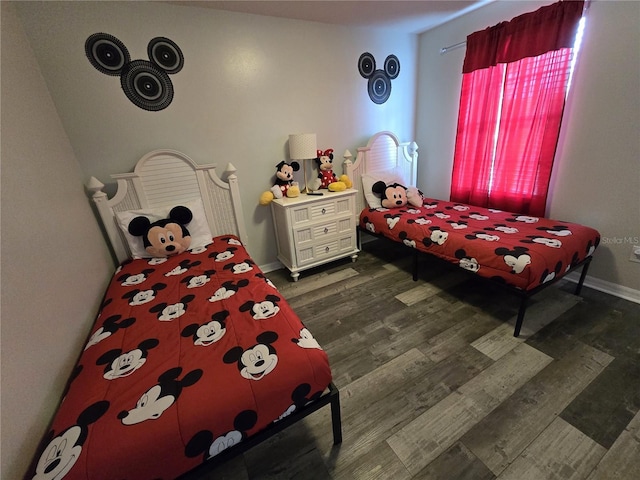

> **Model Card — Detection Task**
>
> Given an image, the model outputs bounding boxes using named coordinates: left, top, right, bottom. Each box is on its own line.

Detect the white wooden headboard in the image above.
left=86, top=149, right=248, bottom=264
left=343, top=131, right=418, bottom=214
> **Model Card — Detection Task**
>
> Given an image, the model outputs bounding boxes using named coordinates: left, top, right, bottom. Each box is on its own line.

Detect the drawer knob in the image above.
left=321, top=208, right=326, bottom=214
left=325, top=246, right=330, bottom=253
left=324, top=227, right=329, bottom=234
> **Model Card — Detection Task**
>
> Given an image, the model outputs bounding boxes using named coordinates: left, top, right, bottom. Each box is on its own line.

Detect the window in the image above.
left=450, top=0, right=585, bottom=216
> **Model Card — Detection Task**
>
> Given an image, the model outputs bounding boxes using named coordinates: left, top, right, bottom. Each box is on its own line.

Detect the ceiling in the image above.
left=170, top=1, right=495, bottom=34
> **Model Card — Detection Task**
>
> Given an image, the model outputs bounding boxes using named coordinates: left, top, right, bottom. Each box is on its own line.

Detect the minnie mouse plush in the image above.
left=308, top=148, right=352, bottom=192
left=314, top=149, right=337, bottom=189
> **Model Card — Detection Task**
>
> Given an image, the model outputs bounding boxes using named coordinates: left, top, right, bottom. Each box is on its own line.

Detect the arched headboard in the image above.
left=86, top=150, right=248, bottom=264
left=343, top=131, right=418, bottom=214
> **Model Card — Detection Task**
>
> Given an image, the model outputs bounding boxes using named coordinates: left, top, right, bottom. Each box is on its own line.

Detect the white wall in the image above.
left=4, top=1, right=635, bottom=477
left=547, top=0, right=640, bottom=295
left=416, top=0, right=640, bottom=293
left=2, top=2, right=417, bottom=476
left=0, top=3, right=115, bottom=478
left=15, top=0, right=418, bottom=269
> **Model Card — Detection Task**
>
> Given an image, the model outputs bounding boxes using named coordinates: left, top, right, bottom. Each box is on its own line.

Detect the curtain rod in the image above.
left=440, top=40, right=466, bottom=55
left=441, top=0, right=591, bottom=56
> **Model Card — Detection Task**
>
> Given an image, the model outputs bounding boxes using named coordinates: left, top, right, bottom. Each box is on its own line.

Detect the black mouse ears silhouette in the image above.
left=85, top=33, right=184, bottom=111
left=358, top=52, right=400, bottom=104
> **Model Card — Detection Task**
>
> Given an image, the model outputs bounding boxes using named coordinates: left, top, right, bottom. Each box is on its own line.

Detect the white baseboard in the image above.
left=563, top=272, right=640, bottom=304
left=260, top=261, right=284, bottom=274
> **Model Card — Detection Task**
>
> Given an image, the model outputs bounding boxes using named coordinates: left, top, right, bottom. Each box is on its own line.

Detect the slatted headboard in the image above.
left=86, top=149, right=248, bottom=265
left=343, top=131, right=418, bottom=214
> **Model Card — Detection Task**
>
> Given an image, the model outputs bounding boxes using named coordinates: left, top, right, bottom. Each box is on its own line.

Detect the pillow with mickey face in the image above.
left=372, top=181, right=408, bottom=209
left=371, top=181, right=424, bottom=209
left=116, top=198, right=213, bottom=258
left=361, top=168, right=404, bottom=209
left=128, top=206, right=193, bottom=258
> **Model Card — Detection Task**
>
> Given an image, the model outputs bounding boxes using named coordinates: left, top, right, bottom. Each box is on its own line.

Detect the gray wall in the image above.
left=416, top=0, right=640, bottom=293
left=1, top=3, right=115, bottom=478
left=2, top=2, right=417, bottom=477
left=2, top=0, right=639, bottom=478
left=15, top=0, right=418, bottom=270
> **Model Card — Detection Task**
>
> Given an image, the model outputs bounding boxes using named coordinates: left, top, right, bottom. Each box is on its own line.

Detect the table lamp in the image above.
left=289, top=133, right=317, bottom=194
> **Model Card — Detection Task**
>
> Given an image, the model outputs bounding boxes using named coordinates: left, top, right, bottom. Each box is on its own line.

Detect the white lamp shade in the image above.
left=289, top=133, right=317, bottom=160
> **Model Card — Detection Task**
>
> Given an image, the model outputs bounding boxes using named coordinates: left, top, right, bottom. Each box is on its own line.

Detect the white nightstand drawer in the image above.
left=270, top=189, right=359, bottom=281
left=296, top=233, right=356, bottom=266
left=310, top=201, right=337, bottom=220
left=294, top=217, right=353, bottom=246
left=289, top=201, right=336, bottom=226
left=288, top=197, right=354, bottom=227
left=290, top=205, right=312, bottom=225
left=334, top=197, right=353, bottom=215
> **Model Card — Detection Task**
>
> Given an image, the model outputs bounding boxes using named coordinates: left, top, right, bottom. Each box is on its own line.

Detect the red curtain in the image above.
left=450, top=0, right=584, bottom=216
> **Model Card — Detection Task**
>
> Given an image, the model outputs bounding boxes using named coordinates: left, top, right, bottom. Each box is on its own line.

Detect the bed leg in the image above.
left=514, top=295, right=528, bottom=337
left=412, top=250, right=419, bottom=281
left=330, top=385, right=343, bottom=445
left=574, top=257, right=592, bottom=296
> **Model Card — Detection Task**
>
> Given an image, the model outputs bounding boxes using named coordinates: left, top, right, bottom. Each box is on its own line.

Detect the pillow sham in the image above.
left=115, top=198, right=213, bottom=259
left=362, top=168, right=405, bottom=209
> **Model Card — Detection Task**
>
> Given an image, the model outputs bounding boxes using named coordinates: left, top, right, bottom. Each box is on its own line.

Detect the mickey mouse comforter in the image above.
left=32, top=235, right=332, bottom=480
left=360, top=199, right=600, bottom=291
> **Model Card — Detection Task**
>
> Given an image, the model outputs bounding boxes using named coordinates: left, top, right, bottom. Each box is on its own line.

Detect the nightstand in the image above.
left=271, top=189, right=359, bottom=281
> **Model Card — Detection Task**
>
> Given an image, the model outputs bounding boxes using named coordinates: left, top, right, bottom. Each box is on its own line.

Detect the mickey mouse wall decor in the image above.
left=358, top=52, right=400, bottom=104
left=85, top=33, right=184, bottom=111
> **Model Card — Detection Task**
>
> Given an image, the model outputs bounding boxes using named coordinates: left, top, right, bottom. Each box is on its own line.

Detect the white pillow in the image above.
left=116, top=208, right=166, bottom=259
left=361, top=168, right=406, bottom=209
left=180, top=199, right=215, bottom=252
left=115, top=198, right=213, bottom=259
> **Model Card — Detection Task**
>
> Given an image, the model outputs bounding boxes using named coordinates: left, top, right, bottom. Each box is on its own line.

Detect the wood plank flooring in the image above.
left=185, top=238, right=640, bottom=480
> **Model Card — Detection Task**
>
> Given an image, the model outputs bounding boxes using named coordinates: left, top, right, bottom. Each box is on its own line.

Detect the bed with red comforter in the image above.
left=360, top=199, right=600, bottom=292
left=344, top=131, right=600, bottom=337
left=30, top=150, right=339, bottom=480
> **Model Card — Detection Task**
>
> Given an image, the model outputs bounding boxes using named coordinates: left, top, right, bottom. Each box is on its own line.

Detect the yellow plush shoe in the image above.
left=338, top=174, right=353, bottom=189
left=287, top=184, right=301, bottom=198
left=259, top=191, right=274, bottom=205
left=328, top=181, right=347, bottom=192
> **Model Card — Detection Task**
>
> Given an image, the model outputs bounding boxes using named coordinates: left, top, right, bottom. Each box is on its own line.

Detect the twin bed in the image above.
left=345, top=131, right=600, bottom=337
left=32, top=132, right=600, bottom=479
left=31, top=151, right=341, bottom=480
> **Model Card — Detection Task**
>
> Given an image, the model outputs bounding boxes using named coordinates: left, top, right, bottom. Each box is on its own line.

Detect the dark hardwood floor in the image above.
left=187, top=238, right=640, bottom=479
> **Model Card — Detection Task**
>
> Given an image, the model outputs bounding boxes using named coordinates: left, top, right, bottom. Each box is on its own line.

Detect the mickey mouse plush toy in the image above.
left=372, top=181, right=424, bottom=209
left=259, top=160, right=301, bottom=205
left=128, top=206, right=193, bottom=257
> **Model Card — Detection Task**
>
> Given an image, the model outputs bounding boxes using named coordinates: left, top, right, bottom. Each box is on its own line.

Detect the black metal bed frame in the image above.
left=362, top=229, right=592, bottom=337
left=177, top=382, right=342, bottom=478
left=412, top=249, right=591, bottom=337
